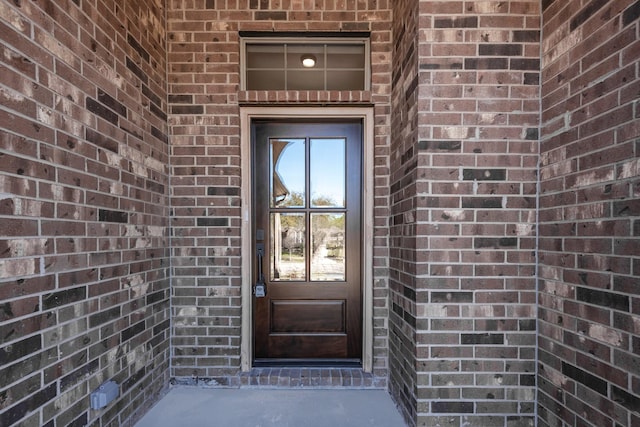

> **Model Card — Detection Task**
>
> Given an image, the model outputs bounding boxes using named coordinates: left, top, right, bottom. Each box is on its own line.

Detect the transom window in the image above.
left=241, top=37, right=370, bottom=91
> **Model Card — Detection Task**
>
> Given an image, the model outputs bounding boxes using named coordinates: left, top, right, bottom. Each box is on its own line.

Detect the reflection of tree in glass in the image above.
left=278, top=191, right=303, bottom=207
left=312, top=214, right=345, bottom=256
left=312, top=194, right=338, bottom=207
left=278, top=191, right=339, bottom=208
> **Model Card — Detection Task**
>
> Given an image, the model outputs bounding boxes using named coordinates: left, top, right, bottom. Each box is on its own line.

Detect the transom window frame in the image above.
left=240, top=35, right=371, bottom=91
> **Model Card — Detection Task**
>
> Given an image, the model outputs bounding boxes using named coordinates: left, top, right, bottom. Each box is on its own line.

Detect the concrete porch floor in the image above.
left=135, top=387, right=408, bottom=427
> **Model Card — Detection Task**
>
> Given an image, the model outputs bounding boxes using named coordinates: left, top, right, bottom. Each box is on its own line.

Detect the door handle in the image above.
left=254, top=243, right=266, bottom=298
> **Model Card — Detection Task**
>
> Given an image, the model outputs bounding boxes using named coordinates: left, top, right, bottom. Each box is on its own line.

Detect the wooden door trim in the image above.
left=240, top=106, right=374, bottom=372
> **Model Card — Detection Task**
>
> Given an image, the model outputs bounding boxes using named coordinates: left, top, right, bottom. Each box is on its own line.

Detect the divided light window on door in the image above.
left=269, top=136, right=347, bottom=282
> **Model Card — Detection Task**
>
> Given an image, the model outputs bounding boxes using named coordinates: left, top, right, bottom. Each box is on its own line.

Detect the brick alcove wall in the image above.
left=538, top=1, right=640, bottom=426
left=0, top=0, right=170, bottom=426
left=389, top=1, right=541, bottom=425
left=389, top=0, right=420, bottom=424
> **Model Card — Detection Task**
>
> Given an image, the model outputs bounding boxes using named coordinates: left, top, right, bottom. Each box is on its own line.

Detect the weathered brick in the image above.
left=171, top=105, right=204, bottom=115
left=432, top=401, right=474, bottom=413
left=196, top=217, right=229, bottom=227
left=0, top=334, right=42, bottom=365
left=98, top=209, right=128, bottom=223
left=623, top=0, right=640, bottom=26
left=462, top=169, right=507, bottom=181
left=479, top=44, right=523, bottom=56
left=254, top=11, right=287, bottom=20
left=576, top=287, right=630, bottom=312
left=0, top=383, right=57, bottom=426
left=127, top=34, right=150, bottom=63
left=461, top=333, right=505, bottom=345
left=434, top=17, right=478, bottom=28
left=570, top=0, right=609, bottom=31
left=513, top=30, right=540, bottom=42
left=465, top=57, right=509, bottom=70
left=126, top=57, right=149, bottom=84
left=510, top=58, right=540, bottom=70
left=86, top=97, right=118, bottom=124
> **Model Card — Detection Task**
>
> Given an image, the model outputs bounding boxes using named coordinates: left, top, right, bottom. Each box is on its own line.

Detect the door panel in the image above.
left=271, top=300, right=345, bottom=333
left=253, top=121, right=362, bottom=361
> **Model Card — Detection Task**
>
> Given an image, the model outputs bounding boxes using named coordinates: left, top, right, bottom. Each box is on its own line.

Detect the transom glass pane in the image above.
left=326, top=70, right=364, bottom=90
left=286, top=44, right=325, bottom=69
left=326, top=44, right=366, bottom=68
left=247, top=70, right=285, bottom=90
left=310, top=138, right=345, bottom=208
left=288, top=70, right=324, bottom=90
left=247, top=44, right=284, bottom=68
left=311, top=213, right=345, bottom=281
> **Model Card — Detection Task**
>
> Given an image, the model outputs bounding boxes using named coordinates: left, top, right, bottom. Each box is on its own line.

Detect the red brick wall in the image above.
left=539, top=0, right=640, bottom=426
left=0, top=0, right=170, bottom=425
left=389, top=1, right=541, bottom=425
left=167, top=0, right=393, bottom=382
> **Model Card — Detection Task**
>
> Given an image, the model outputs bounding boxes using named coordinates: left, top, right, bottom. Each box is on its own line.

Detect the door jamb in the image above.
left=240, top=106, right=374, bottom=372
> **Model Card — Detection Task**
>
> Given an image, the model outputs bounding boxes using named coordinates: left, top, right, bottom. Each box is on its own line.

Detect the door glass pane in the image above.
left=270, top=138, right=305, bottom=208
left=311, top=213, right=345, bottom=281
left=310, top=138, right=345, bottom=208
left=270, top=213, right=306, bottom=281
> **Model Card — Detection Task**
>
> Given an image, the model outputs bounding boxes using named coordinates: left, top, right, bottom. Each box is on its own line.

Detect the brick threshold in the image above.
left=171, top=367, right=386, bottom=389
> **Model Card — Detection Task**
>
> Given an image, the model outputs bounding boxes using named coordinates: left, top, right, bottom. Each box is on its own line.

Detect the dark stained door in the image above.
left=252, top=121, right=362, bottom=362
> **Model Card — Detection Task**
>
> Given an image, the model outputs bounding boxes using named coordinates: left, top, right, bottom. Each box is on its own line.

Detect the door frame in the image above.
left=240, top=106, right=374, bottom=372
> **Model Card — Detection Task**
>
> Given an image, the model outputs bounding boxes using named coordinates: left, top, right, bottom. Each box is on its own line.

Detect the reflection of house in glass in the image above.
left=326, top=230, right=344, bottom=259
left=271, top=213, right=306, bottom=281
left=270, top=139, right=291, bottom=207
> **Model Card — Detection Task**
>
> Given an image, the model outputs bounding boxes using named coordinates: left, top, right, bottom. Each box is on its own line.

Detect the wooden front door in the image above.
left=252, top=120, right=362, bottom=363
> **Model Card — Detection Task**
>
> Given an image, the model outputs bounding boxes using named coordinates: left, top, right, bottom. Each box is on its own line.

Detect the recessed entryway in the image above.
left=240, top=107, right=375, bottom=372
